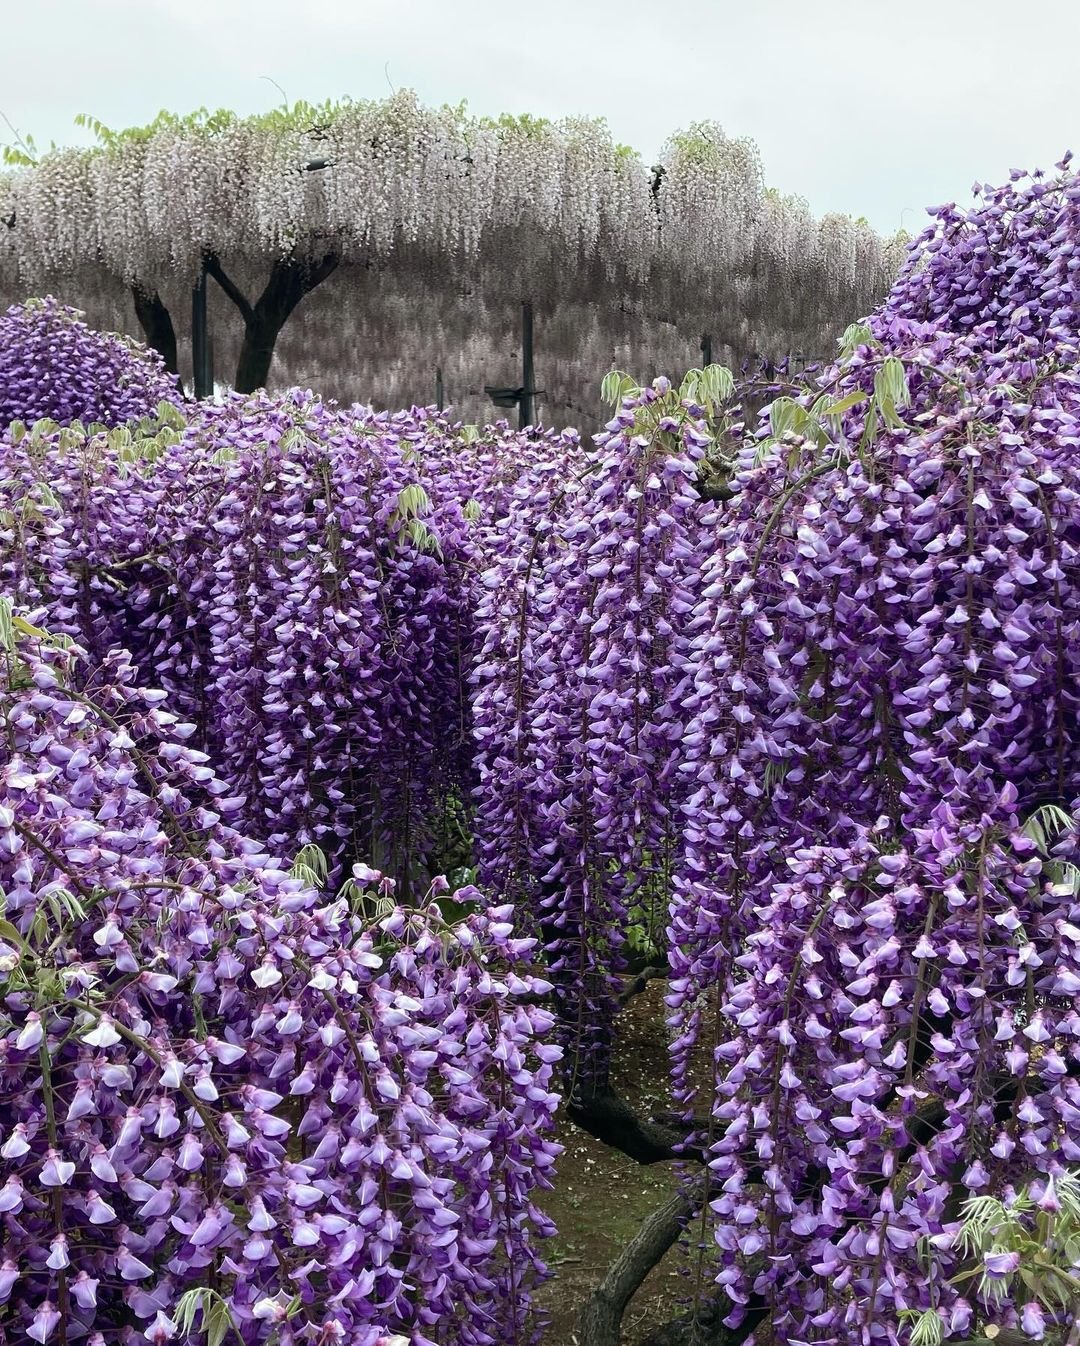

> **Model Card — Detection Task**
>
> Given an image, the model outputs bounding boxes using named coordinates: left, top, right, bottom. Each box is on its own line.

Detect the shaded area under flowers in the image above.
left=533, top=981, right=708, bottom=1345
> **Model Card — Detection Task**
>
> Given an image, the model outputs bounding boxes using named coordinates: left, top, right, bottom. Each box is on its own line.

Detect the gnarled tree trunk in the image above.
left=576, top=1187, right=696, bottom=1346
left=218, top=253, right=340, bottom=393
left=131, top=285, right=179, bottom=377
left=131, top=252, right=340, bottom=396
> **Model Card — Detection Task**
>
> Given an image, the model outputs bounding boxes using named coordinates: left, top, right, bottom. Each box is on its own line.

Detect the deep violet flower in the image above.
left=0, top=296, right=179, bottom=428
left=0, top=621, right=560, bottom=1344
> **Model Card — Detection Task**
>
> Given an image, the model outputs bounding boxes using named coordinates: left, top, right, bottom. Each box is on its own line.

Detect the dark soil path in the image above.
left=532, top=981, right=700, bottom=1344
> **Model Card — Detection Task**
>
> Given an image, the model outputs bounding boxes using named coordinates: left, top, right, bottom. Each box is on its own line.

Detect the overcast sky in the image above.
left=2, top=0, right=1075, bottom=237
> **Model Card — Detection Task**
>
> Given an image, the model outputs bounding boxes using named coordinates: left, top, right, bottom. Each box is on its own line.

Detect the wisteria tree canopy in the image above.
left=0, top=92, right=906, bottom=406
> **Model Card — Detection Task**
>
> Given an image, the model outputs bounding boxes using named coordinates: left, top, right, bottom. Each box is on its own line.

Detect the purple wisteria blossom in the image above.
left=0, top=619, right=560, bottom=1344
left=0, top=297, right=179, bottom=429
left=471, top=377, right=707, bottom=1095
left=670, top=160, right=1080, bottom=1341
left=0, top=388, right=576, bottom=891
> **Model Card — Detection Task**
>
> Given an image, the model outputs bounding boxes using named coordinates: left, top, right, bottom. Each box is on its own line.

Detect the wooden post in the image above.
left=192, top=259, right=212, bottom=399
left=700, top=333, right=712, bottom=367
left=435, top=365, right=444, bottom=412
left=520, top=299, right=535, bottom=431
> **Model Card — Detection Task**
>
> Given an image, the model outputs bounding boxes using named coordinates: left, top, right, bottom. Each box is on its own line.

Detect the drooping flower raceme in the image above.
left=0, top=297, right=179, bottom=430
left=0, top=615, right=560, bottom=1345
left=472, top=378, right=707, bottom=1093
left=0, top=388, right=581, bottom=891
left=669, top=163, right=1080, bottom=1341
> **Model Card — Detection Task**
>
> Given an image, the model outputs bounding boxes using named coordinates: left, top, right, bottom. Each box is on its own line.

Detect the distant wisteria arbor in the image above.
left=0, top=93, right=905, bottom=418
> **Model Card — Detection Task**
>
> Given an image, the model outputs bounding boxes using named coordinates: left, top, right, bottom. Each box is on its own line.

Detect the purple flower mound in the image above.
left=0, top=617, right=561, bottom=1345
left=0, top=390, right=582, bottom=893
left=0, top=297, right=179, bottom=431
left=471, top=377, right=708, bottom=1094
left=668, top=160, right=1080, bottom=1341
left=877, top=151, right=1080, bottom=363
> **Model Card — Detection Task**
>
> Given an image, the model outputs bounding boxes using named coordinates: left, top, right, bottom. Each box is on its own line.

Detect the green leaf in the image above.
left=1023, top=803, right=1075, bottom=852
left=701, top=363, right=734, bottom=404
left=0, top=598, right=14, bottom=653
left=601, top=369, right=626, bottom=407
left=396, top=483, right=432, bottom=520
left=207, top=1299, right=232, bottom=1346
left=838, top=321, right=875, bottom=356
left=0, top=919, right=26, bottom=950
left=908, top=1307, right=944, bottom=1346
left=874, top=356, right=910, bottom=410
left=290, top=843, right=329, bottom=886
left=823, top=390, right=869, bottom=418
left=768, top=397, right=803, bottom=440
left=601, top=369, right=639, bottom=409
left=174, top=1289, right=205, bottom=1335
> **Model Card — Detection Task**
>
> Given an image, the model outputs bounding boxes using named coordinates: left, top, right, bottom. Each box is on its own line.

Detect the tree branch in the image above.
left=618, top=965, right=667, bottom=1007
left=203, top=254, right=254, bottom=325
left=566, top=1085, right=703, bottom=1166
left=576, top=1186, right=699, bottom=1346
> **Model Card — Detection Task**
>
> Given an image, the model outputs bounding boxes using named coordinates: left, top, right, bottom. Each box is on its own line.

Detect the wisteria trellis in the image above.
left=0, top=92, right=904, bottom=429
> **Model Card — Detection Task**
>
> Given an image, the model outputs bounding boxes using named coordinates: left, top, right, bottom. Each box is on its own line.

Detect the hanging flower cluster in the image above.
left=0, top=384, right=583, bottom=890
left=669, top=161, right=1080, bottom=1341
left=471, top=374, right=710, bottom=1094
left=0, top=297, right=178, bottom=429
left=0, top=612, right=560, bottom=1345
left=148, top=392, right=482, bottom=890
left=0, top=91, right=903, bottom=433
left=0, top=93, right=903, bottom=299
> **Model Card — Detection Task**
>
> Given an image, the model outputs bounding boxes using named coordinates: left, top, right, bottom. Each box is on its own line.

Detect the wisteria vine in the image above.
left=5, top=155, right=1080, bottom=1345
left=0, top=297, right=178, bottom=429
left=0, top=612, right=560, bottom=1345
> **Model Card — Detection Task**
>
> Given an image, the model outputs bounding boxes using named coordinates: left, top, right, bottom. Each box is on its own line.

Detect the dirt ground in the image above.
left=531, top=981, right=700, bottom=1345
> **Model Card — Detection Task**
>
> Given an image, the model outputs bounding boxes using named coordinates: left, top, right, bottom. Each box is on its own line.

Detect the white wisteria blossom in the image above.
left=0, top=90, right=906, bottom=411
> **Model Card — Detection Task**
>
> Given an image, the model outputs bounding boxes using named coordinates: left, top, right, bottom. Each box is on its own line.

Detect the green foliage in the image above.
left=664, top=120, right=750, bottom=168
left=289, top=843, right=330, bottom=891
left=336, top=871, right=396, bottom=926
left=175, top=1287, right=239, bottom=1346
left=1022, top=804, right=1080, bottom=898
left=72, top=98, right=350, bottom=152
left=872, top=355, right=911, bottom=429
left=955, top=1176, right=1080, bottom=1311
left=477, top=111, right=553, bottom=138
left=680, top=363, right=735, bottom=415
left=900, top=1171, right=1080, bottom=1343
left=0, top=113, right=52, bottom=167
left=600, top=369, right=640, bottom=410
left=390, top=483, right=442, bottom=557
left=6, top=91, right=634, bottom=174
left=601, top=363, right=735, bottom=420
left=0, top=602, right=72, bottom=693
left=1, top=143, right=37, bottom=168
left=623, top=905, right=663, bottom=963
left=897, top=1307, right=945, bottom=1346
left=838, top=321, right=877, bottom=357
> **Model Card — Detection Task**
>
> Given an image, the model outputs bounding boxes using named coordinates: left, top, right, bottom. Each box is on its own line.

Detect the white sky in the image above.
left=1, top=0, right=1074, bottom=236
